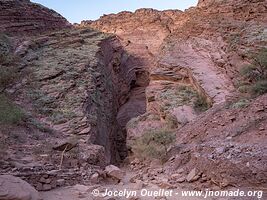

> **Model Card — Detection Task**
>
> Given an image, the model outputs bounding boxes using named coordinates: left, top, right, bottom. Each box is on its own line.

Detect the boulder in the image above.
left=0, top=175, right=40, bottom=200
left=79, top=144, right=106, bottom=167
left=186, top=168, right=200, bottom=182
left=53, top=137, right=78, bottom=152
left=104, top=165, right=125, bottom=180
left=90, top=173, right=99, bottom=184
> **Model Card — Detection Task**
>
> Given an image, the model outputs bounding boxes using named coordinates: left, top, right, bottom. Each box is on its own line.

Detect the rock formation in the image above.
left=0, top=0, right=266, bottom=195
left=82, top=0, right=267, bottom=189
left=0, top=175, right=40, bottom=200
left=0, top=0, right=71, bottom=35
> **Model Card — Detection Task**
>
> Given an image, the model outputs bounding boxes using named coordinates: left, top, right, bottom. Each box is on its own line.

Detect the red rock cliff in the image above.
left=0, top=0, right=71, bottom=35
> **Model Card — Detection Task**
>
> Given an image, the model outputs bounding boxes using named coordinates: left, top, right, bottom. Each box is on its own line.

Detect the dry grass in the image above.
left=132, top=128, right=175, bottom=162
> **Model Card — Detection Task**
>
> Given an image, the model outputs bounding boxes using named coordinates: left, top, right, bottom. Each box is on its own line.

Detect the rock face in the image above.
left=0, top=0, right=267, bottom=192
left=0, top=0, right=139, bottom=188
left=169, top=94, right=267, bottom=188
left=0, top=0, right=71, bottom=35
left=0, top=175, right=40, bottom=200
left=82, top=0, right=267, bottom=189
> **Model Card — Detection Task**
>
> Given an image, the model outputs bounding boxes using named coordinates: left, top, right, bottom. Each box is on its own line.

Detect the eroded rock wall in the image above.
left=82, top=0, right=267, bottom=188
left=0, top=0, right=71, bottom=35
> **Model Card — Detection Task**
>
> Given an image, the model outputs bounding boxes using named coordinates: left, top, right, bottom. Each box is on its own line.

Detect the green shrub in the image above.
left=49, top=110, right=76, bottom=124
left=251, top=80, right=267, bottom=96
left=0, top=141, right=8, bottom=160
left=132, top=128, right=175, bottom=162
left=231, top=99, right=250, bottom=109
left=0, top=33, right=11, bottom=64
left=0, top=94, right=24, bottom=124
left=0, top=65, right=18, bottom=91
left=240, top=65, right=261, bottom=82
left=239, top=48, right=267, bottom=96
left=27, top=117, right=53, bottom=133
left=165, top=114, right=178, bottom=129
left=193, top=94, right=210, bottom=112
left=238, top=84, right=250, bottom=93
left=0, top=34, right=19, bottom=91
left=254, top=48, right=267, bottom=71
left=176, top=85, right=197, bottom=103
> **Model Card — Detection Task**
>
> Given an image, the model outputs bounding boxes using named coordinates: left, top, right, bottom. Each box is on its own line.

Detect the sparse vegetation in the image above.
left=239, top=48, right=267, bottom=96
left=231, top=99, right=250, bottom=109
left=157, top=84, right=210, bottom=114
left=50, top=109, right=77, bottom=124
left=0, top=141, right=8, bottom=160
left=0, top=33, right=11, bottom=64
left=250, top=80, right=267, bottom=96
left=132, top=128, right=175, bottom=162
left=27, top=117, right=53, bottom=133
left=193, top=93, right=210, bottom=112
left=0, top=94, right=24, bottom=125
left=228, top=32, right=241, bottom=51
left=0, top=65, right=19, bottom=92
left=27, top=89, right=57, bottom=115
left=0, top=34, right=20, bottom=92
left=165, top=114, right=178, bottom=129
left=175, top=85, right=197, bottom=103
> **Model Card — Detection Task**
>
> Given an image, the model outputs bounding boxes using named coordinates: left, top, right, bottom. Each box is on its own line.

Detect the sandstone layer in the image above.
left=0, top=0, right=71, bottom=35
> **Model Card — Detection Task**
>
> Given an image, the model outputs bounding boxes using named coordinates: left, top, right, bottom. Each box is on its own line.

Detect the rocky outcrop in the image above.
left=0, top=175, right=40, bottom=200
left=13, top=28, right=136, bottom=164
left=0, top=0, right=71, bottom=35
left=166, top=94, right=267, bottom=188
left=0, top=24, right=142, bottom=190
left=104, top=165, right=125, bottom=181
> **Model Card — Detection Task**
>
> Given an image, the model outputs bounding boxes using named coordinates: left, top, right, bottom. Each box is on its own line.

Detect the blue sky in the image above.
left=31, top=0, right=198, bottom=23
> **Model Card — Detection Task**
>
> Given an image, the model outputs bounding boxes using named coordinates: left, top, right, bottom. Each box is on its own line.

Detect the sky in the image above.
left=31, top=0, right=198, bottom=23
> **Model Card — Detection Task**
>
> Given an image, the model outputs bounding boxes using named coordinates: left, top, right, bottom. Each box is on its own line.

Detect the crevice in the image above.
left=87, top=37, right=150, bottom=164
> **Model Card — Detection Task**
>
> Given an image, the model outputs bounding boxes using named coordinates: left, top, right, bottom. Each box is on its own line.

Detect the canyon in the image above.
left=0, top=0, right=266, bottom=199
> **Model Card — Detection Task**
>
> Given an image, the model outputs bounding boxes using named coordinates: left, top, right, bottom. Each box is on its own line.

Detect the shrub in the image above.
left=0, top=33, right=11, bottom=64
left=0, top=94, right=24, bottom=124
left=176, top=85, right=197, bottom=103
left=254, top=48, right=267, bottom=72
left=193, top=94, right=210, bottom=112
left=0, top=65, right=18, bottom=91
left=132, top=128, right=175, bottom=162
left=27, top=117, right=53, bottom=133
left=250, top=80, right=267, bottom=96
left=240, top=65, right=261, bottom=82
left=239, top=48, right=267, bottom=96
left=0, top=34, right=20, bottom=92
left=0, top=141, right=8, bottom=160
left=238, top=84, right=250, bottom=93
left=231, top=99, right=250, bottom=109
left=165, top=114, right=178, bottom=129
